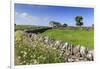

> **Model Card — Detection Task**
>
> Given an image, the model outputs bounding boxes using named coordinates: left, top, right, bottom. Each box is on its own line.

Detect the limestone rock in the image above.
left=80, top=46, right=87, bottom=57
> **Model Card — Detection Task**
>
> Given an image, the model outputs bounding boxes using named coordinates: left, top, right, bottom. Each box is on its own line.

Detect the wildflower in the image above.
left=18, top=56, right=21, bottom=59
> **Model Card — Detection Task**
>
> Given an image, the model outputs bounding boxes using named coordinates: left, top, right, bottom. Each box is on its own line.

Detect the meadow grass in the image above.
left=15, top=31, right=65, bottom=65
left=42, top=28, right=94, bottom=49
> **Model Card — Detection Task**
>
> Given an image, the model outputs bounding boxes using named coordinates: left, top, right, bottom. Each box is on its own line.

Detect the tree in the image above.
left=75, top=16, right=83, bottom=27
left=63, top=23, right=68, bottom=27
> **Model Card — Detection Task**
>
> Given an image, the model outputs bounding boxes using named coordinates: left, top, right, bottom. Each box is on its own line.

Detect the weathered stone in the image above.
left=75, top=52, right=80, bottom=57
left=72, top=45, right=80, bottom=55
left=65, top=50, right=71, bottom=56
left=54, top=40, right=62, bottom=48
left=23, top=33, right=94, bottom=62
left=38, top=36, right=44, bottom=42
left=67, top=44, right=73, bottom=55
left=61, top=42, right=68, bottom=50
left=23, top=32, right=29, bottom=36
left=67, top=44, right=72, bottom=51
left=44, top=36, right=49, bottom=44
left=79, top=57, right=84, bottom=60
left=55, top=40, right=60, bottom=46
left=47, top=39, right=54, bottom=46
left=58, top=42, right=65, bottom=49
left=80, top=46, right=87, bottom=57
left=31, top=34, right=38, bottom=41
left=71, top=44, right=75, bottom=55
left=86, top=50, right=94, bottom=61
left=67, top=58, right=74, bottom=62
left=74, top=58, right=80, bottom=62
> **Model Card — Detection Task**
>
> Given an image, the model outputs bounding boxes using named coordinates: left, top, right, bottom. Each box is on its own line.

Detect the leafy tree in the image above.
left=75, top=16, right=83, bottom=27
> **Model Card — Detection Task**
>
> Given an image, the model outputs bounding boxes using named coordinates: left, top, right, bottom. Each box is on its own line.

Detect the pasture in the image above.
left=14, top=25, right=94, bottom=65
left=15, top=25, right=94, bottom=49
left=42, top=28, right=94, bottom=49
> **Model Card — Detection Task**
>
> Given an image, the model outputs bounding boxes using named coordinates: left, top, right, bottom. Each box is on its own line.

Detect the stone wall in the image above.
left=24, top=32, right=94, bottom=62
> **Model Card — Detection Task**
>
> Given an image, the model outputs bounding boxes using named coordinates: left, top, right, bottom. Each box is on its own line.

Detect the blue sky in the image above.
left=15, top=3, right=94, bottom=26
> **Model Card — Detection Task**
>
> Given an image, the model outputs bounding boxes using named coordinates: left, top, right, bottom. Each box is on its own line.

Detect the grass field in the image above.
left=15, top=25, right=94, bottom=49
left=15, top=25, right=94, bottom=65
left=42, top=28, right=94, bottom=49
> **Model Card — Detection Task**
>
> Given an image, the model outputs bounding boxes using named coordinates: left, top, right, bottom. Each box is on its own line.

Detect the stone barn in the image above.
left=49, top=21, right=62, bottom=28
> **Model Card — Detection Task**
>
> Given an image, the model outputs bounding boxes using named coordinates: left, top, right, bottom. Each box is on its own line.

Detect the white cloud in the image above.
left=15, top=12, right=53, bottom=26
left=20, top=12, right=28, bottom=18
left=15, top=12, right=40, bottom=25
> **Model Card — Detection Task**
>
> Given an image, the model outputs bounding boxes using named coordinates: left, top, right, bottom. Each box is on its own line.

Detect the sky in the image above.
left=15, top=3, right=94, bottom=26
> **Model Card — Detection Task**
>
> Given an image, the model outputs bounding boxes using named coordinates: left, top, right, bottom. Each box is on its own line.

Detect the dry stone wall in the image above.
left=24, top=32, right=94, bottom=62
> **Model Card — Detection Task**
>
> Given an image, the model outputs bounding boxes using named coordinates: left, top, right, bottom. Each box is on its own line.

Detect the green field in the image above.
left=42, top=28, right=94, bottom=49
left=15, top=25, right=94, bottom=65
left=15, top=25, right=94, bottom=49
